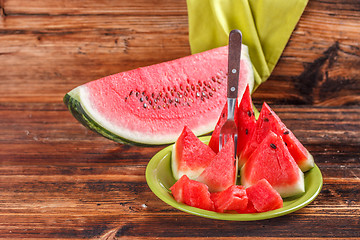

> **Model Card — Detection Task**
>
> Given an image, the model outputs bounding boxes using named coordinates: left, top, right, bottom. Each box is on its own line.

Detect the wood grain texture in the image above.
left=0, top=0, right=359, bottom=239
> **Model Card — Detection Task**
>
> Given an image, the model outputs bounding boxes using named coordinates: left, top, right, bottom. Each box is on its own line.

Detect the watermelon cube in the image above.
left=246, top=179, right=283, bottom=213
left=170, top=175, right=214, bottom=211
left=210, top=185, right=248, bottom=213
left=171, top=126, right=216, bottom=180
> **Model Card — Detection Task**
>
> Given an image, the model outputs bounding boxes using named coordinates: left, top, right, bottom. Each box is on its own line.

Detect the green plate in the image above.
left=146, top=136, right=323, bottom=221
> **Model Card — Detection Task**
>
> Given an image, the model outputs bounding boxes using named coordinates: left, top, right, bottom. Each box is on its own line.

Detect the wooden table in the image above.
left=1, top=0, right=359, bottom=239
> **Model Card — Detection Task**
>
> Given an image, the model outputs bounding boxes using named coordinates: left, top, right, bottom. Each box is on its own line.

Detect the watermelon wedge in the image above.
left=245, top=179, right=283, bottom=212
left=64, top=45, right=254, bottom=145
left=171, top=126, right=216, bottom=180
left=208, top=101, right=237, bottom=153
left=236, top=85, right=256, bottom=155
left=241, top=131, right=305, bottom=198
left=196, top=138, right=238, bottom=192
left=170, top=175, right=214, bottom=211
left=239, top=102, right=314, bottom=172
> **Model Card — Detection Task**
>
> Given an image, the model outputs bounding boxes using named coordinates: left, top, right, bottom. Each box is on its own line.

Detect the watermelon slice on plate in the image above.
left=239, top=102, right=314, bottom=172
left=236, top=84, right=256, bottom=155
left=208, top=101, right=230, bottom=153
left=170, top=175, right=214, bottom=211
left=196, top=138, right=238, bottom=192
left=246, top=179, right=283, bottom=213
left=171, top=126, right=216, bottom=180
left=241, top=131, right=305, bottom=198
left=64, top=45, right=254, bottom=145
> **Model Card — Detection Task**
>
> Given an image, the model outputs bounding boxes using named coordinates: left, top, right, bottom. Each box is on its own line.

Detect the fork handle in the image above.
left=227, top=29, right=242, bottom=99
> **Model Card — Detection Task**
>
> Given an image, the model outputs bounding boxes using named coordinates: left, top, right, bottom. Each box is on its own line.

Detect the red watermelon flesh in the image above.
left=208, top=100, right=239, bottom=153
left=241, top=131, right=305, bottom=198
left=245, top=179, right=283, bottom=212
left=196, top=138, right=237, bottom=192
left=208, top=101, right=228, bottom=153
left=170, top=175, right=215, bottom=211
left=171, top=126, right=216, bottom=180
left=236, top=84, right=256, bottom=156
left=74, top=45, right=254, bottom=145
left=239, top=102, right=314, bottom=172
left=236, top=201, right=258, bottom=214
left=210, top=185, right=248, bottom=213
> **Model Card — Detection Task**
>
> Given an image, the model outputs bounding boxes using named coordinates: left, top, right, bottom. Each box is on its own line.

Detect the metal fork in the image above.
left=219, top=29, right=242, bottom=156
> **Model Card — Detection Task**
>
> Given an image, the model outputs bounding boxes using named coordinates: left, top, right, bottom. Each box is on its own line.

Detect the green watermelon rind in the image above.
left=64, top=88, right=151, bottom=146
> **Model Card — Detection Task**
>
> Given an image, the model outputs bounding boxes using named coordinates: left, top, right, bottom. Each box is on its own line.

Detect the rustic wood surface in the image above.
left=0, top=0, right=359, bottom=239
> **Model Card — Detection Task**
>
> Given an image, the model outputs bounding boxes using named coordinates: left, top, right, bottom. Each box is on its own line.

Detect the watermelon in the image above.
left=196, top=138, right=238, bottom=192
left=64, top=45, right=254, bottom=145
left=241, top=131, right=305, bottom=198
left=208, top=101, right=229, bottom=153
left=170, top=175, right=214, bottom=211
left=236, top=84, right=256, bottom=155
left=239, top=102, right=314, bottom=172
left=245, top=179, right=283, bottom=212
left=171, top=126, right=216, bottom=180
left=210, top=185, right=248, bottom=213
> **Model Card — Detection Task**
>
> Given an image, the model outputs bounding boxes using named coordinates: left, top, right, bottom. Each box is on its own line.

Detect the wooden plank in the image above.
left=0, top=0, right=359, bottom=105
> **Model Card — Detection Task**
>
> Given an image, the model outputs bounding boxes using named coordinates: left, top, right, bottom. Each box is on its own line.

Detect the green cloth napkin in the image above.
left=186, top=0, right=308, bottom=91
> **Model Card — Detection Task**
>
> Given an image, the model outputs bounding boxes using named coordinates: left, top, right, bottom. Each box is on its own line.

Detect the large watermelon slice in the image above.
left=171, top=126, right=216, bottom=180
left=239, top=102, right=314, bottom=172
left=196, top=138, right=238, bottom=192
left=64, top=46, right=254, bottom=145
left=241, top=131, right=305, bottom=198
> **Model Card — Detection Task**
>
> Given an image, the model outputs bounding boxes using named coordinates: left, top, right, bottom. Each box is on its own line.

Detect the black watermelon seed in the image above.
left=245, top=129, right=248, bottom=135
left=129, top=91, right=133, bottom=96
left=212, top=76, right=216, bottom=82
left=143, top=103, right=147, bottom=108
left=196, top=92, right=200, bottom=97
left=209, top=92, right=213, bottom=97
left=140, top=97, right=144, bottom=102
left=152, top=93, right=155, bottom=98
left=149, top=100, right=152, bottom=105
left=284, top=130, right=290, bottom=135
left=136, top=92, right=139, bottom=97
left=187, top=102, right=190, bottom=106
left=146, top=96, right=149, bottom=101
left=264, top=117, right=269, bottom=122
left=124, top=97, right=128, bottom=101
left=158, top=105, right=161, bottom=109
left=284, top=141, right=288, bottom=146
left=247, top=111, right=251, bottom=117
left=270, top=143, right=277, bottom=149
left=154, top=99, right=157, bottom=103
left=175, top=98, right=179, bottom=103
left=169, top=99, right=173, bottom=103
left=142, top=91, right=145, bottom=95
